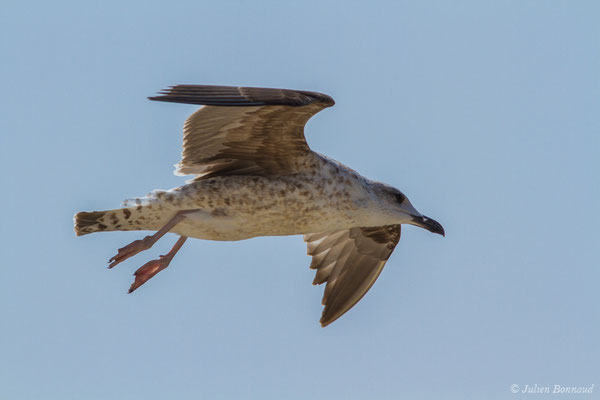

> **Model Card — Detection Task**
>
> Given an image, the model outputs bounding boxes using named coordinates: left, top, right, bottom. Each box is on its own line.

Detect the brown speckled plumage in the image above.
left=74, top=84, right=444, bottom=327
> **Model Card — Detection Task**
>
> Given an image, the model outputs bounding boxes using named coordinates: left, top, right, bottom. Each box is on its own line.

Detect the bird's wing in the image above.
left=304, top=225, right=401, bottom=327
left=148, top=85, right=335, bottom=178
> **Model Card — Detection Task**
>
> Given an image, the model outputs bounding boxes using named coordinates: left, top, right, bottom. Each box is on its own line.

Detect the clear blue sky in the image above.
left=1, top=1, right=598, bottom=399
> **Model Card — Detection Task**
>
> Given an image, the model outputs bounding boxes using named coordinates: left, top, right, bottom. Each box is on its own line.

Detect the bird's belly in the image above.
left=165, top=175, right=365, bottom=241
left=171, top=205, right=357, bottom=241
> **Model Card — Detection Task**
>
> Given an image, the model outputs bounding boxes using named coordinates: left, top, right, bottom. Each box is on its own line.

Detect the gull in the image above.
left=74, top=85, right=444, bottom=327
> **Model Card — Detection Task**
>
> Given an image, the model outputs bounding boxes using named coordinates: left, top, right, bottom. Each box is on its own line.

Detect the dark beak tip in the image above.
left=414, top=215, right=445, bottom=237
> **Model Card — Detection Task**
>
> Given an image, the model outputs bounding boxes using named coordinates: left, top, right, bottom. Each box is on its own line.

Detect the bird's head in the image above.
left=370, top=183, right=445, bottom=236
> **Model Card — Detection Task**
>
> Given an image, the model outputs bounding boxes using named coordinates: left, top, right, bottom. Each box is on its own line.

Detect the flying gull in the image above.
left=74, top=85, right=444, bottom=327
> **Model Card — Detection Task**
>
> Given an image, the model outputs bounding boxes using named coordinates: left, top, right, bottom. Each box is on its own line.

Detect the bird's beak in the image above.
left=411, top=215, right=445, bottom=236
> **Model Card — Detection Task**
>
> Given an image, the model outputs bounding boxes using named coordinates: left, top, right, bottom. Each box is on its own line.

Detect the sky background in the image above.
left=1, top=1, right=598, bottom=399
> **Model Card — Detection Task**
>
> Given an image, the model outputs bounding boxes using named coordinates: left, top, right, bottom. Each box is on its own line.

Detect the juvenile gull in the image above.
left=74, top=85, right=444, bottom=327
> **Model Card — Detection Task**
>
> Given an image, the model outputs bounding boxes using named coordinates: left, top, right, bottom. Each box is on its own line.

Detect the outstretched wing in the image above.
left=149, top=85, right=335, bottom=179
left=304, top=225, right=401, bottom=327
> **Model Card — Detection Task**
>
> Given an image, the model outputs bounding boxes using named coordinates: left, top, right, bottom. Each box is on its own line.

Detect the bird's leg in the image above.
left=128, top=236, right=188, bottom=293
left=108, top=210, right=194, bottom=268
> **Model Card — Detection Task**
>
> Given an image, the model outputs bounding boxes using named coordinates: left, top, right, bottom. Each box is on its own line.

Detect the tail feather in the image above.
left=74, top=207, right=152, bottom=236
left=74, top=211, right=109, bottom=236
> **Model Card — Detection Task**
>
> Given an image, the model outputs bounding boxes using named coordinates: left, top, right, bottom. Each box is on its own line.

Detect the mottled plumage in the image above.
left=75, top=84, right=444, bottom=327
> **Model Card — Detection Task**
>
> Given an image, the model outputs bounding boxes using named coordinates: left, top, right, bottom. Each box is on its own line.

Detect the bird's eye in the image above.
left=395, top=193, right=405, bottom=203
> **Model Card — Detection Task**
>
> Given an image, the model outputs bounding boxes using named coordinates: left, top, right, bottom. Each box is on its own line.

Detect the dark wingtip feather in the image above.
left=320, top=314, right=335, bottom=328
left=147, top=84, right=335, bottom=108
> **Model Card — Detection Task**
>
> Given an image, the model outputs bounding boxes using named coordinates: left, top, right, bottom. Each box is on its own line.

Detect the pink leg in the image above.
left=108, top=210, right=194, bottom=268
left=128, top=236, right=188, bottom=293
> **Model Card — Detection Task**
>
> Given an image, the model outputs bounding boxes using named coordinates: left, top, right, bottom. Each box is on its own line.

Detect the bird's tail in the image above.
left=74, top=207, right=162, bottom=236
